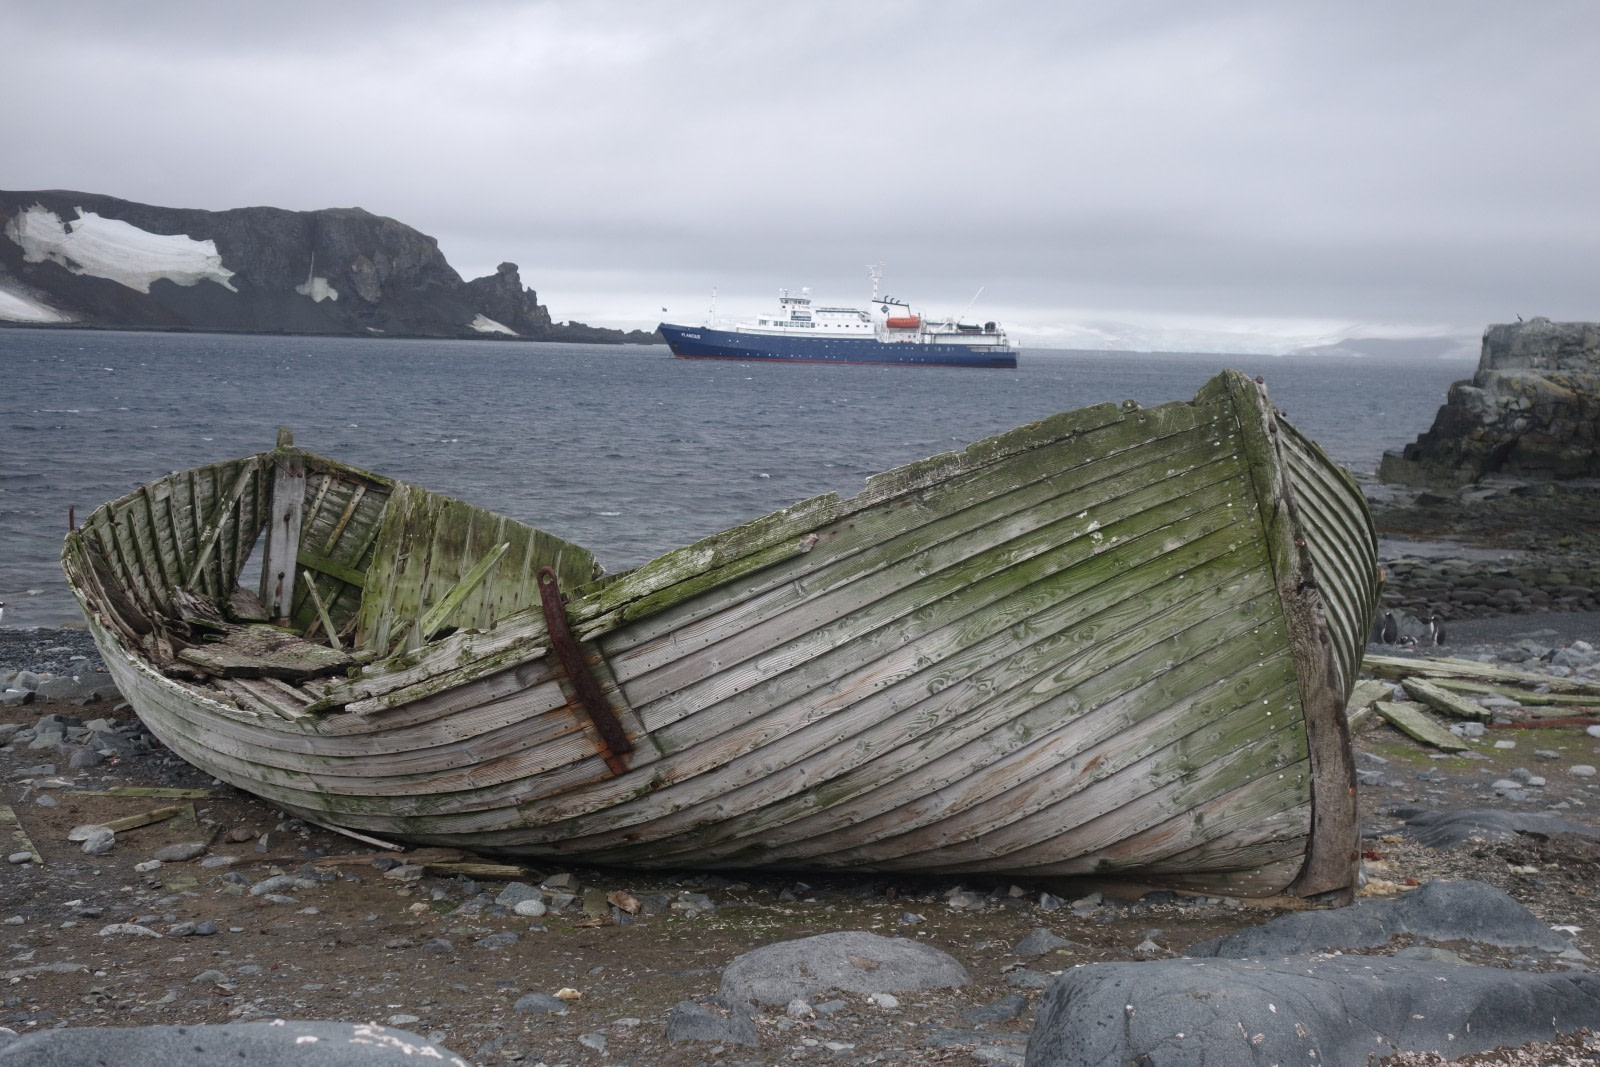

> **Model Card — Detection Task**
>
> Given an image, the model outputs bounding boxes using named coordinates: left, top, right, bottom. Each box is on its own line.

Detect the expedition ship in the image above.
left=658, top=269, right=1017, bottom=368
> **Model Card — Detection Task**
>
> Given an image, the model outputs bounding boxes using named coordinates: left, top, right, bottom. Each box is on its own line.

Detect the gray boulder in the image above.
left=1392, top=807, right=1600, bottom=848
left=1013, top=928, right=1077, bottom=958
left=664, top=998, right=757, bottom=1046
left=0, top=1020, right=468, bottom=1065
left=36, top=675, right=103, bottom=702
left=1191, top=879, right=1569, bottom=958
left=1025, top=957, right=1600, bottom=1067
left=720, top=931, right=970, bottom=1007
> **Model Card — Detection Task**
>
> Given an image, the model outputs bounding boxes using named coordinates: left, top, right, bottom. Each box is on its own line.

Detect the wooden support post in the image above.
left=260, top=433, right=305, bottom=626
left=418, top=541, right=511, bottom=640
left=302, top=569, right=342, bottom=650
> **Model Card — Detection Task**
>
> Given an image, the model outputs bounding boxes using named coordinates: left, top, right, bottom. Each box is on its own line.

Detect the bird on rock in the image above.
left=1380, top=611, right=1399, bottom=645
left=1427, top=614, right=1447, bottom=646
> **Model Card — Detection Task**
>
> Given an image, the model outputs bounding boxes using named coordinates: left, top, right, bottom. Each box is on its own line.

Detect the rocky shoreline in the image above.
left=4, top=472, right=1600, bottom=1064
left=4, top=600, right=1600, bottom=1064
left=1368, top=477, right=1600, bottom=630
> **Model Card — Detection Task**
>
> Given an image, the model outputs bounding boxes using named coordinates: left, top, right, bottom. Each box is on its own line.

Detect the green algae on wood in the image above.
left=1375, top=700, right=1470, bottom=751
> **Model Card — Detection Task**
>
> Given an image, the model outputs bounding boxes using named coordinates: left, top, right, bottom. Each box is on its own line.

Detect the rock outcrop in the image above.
left=1379, top=318, right=1600, bottom=487
left=0, top=190, right=655, bottom=344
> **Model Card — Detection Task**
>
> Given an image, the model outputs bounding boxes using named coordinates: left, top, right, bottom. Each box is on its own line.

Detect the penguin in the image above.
left=1380, top=611, right=1398, bottom=645
left=1427, top=614, right=1447, bottom=646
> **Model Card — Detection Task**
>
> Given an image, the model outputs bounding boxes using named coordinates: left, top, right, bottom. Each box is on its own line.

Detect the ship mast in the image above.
left=868, top=263, right=883, bottom=303
left=958, top=286, right=986, bottom=322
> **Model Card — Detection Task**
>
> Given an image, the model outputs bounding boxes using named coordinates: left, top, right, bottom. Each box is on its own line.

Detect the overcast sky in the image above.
left=5, top=0, right=1597, bottom=352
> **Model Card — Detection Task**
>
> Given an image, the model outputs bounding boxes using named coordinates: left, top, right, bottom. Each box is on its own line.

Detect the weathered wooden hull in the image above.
left=62, top=371, right=1380, bottom=897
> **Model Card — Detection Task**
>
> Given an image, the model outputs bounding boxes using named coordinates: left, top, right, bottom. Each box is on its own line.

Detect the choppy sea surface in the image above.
left=0, top=327, right=1472, bottom=629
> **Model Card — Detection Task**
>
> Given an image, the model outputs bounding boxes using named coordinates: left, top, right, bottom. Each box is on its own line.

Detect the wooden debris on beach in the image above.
left=1364, top=653, right=1600, bottom=698
left=65, top=804, right=187, bottom=839
left=1363, top=652, right=1600, bottom=730
left=0, top=802, right=42, bottom=865
left=1374, top=700, right=1470, bottom=751
left=1360, top=650, right=1600, bottom=750
left=311, top=846, right=538, bottom=880
left=1346, top=678, right=1391, bottom=730
left=1427, top=677, right=1597, bottom=708
left=72, top=787, right=218, bottom=799
left=427, top=860, right=539, bottom=879
left=1401, top=677, right=1492, bottom=722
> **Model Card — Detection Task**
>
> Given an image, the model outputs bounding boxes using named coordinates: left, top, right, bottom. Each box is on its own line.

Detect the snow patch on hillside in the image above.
left=470, top=314, right=516, bottom=336
left=0, top=284, right=73, bottom=323
left=5, top=205, right=238, bottom=294
left=296, top=275, right=339, bottom=302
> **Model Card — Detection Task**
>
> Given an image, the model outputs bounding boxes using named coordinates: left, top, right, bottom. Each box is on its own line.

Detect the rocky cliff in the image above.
left=1379, top=318, right=1600, bottom=487
left=0, top=190, right=656, bottom=344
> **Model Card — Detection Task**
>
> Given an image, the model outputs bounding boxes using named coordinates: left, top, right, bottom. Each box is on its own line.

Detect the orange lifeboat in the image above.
left=885, top=315, right=921, bottom=329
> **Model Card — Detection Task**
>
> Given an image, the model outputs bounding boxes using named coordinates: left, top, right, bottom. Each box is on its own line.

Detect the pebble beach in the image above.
left=4, top=487, right=1600, bottom=1064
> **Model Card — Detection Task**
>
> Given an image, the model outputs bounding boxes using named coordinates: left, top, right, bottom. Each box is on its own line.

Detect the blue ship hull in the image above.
left=658, top=323, right=1017, bottom=369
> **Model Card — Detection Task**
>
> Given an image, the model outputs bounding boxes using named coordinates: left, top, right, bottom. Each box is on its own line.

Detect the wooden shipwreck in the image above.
left=61, top=371, right=1380, bottom=898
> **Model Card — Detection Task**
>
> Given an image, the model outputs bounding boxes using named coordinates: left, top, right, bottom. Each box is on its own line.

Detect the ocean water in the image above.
left=0, top=327, right=1473, bottom=629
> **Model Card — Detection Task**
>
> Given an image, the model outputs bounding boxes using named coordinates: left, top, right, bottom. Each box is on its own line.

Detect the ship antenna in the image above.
left=868, top=262, right=883, bottom=302
left=709, top=286, right=717, bottom=324
left=958, top=285, right=986, bottom=322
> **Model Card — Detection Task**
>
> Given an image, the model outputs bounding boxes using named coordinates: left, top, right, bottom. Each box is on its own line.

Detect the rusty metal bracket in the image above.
left=538, top=566, right=632, bottom=775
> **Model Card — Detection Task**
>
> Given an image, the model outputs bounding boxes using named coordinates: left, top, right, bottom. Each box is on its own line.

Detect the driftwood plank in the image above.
left=1431, top=677, right=1596, bottom=707
left=73, top=788, right=217, bottom=799
left=1375, top=700, right=1469, bottom=751
left=1345, top=678, right=1391, bottom=731
left=0, top=802, right=42, bottom=865
left=1402, top=677, right=1491, bottom=722
left=90, top=804, right=187, bottom=834
left=1364, top=653, right=1600, bottom=697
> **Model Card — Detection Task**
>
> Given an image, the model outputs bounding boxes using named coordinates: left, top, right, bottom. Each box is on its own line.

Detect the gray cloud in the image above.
left=5, top=0, right=1597, bottom=350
